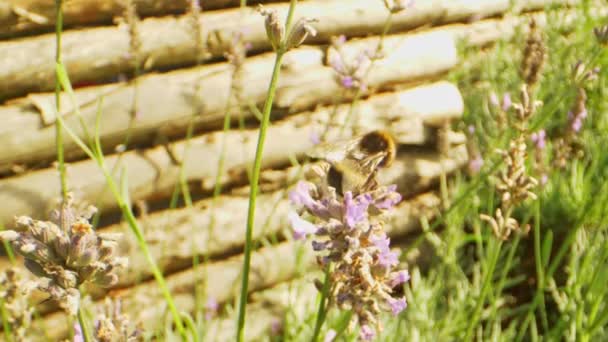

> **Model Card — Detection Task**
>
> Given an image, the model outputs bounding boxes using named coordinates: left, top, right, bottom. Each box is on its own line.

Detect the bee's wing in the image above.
left=306, top=136, right=362, bottom=163
left=359, top=151, right=387, bottom=174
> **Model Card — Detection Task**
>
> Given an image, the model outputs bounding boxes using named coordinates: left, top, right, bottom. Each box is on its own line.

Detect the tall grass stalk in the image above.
left=236, top=1, right=298, bottom=340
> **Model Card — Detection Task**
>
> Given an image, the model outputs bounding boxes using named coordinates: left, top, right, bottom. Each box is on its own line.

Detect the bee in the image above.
left=307, top=130, right=396, bottom=195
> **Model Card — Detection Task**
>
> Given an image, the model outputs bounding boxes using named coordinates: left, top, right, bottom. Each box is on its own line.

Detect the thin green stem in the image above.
left=1, top=299, right=12, bottom=342
left=55, top=0, right=68, bottom=202
left=236, top=2, right=298, bottom=340
left=56, top=112, right=187, bottom=338
left=311, top=264, right=332, bottom=342
left=77, top=306, right=93, bottom=342
left=489, top=234, right=520, bottom=323
left=533, top=199, right=549, bottom=331
left=464, top=238, right=503, bottom=341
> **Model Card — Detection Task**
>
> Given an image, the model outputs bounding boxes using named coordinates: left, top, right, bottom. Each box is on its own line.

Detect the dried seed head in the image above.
left=520, top=19, right=546, bottom=87
left=258, top=5, right=284, bottom=51
left=0, top=195, right=127, bottom=316
left=285, top=17, right=318, bottom=50
left=594, top=25, right=608, bottom=46
left=382, top=0, right=414, bottom=13
left=0, top=267, right=35, bottom=340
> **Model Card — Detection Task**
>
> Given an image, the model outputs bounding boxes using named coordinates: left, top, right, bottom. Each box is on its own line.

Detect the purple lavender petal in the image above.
left=344, top=192, right=370, bottom=228
left=324, top=329, right=337, bottom=342
left=572, top=117, right=583, bottom=132
left=370, top=233, right=391, bottom=253
left=468, top=155, right=484, bottom=174
left=360, top=325, right=376, bottom=341
left=310, top=130, right=321, bottom=145
left=374, top=191, right=402, bottom=210
left=288, top=211, right=317, bottom=240
left=290, top=181, right=329, bottom=217
left=73, top=323, right=84, bottom=342
left=389, top=270, right=411, bottom=288
left=341, top=75, right=354, bottom=89
left=502, top=93, right=512, bottom=111
left=378, top=249, right=399, bottom=267
left=329, top=54, right=345, bottom=74
left=540, top=174, right=549, bottom=185
left=579, top=108, right=588, bottom=119
left=387, top=297, right=407, bottom=315
left=289, top=181, right=315, bottom=207
left=205, top=297, right=219, bottom=320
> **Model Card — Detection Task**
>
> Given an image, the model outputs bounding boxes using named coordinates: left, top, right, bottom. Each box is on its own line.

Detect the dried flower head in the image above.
left=0, top=267, right=36, bottom=341
left=593, top=25, right=608, bottom=46
left=286, top=17, right=318, bottom=50
left=120, top=0, right=142, bottom=70
left=382, top=0, right=415, bottom=13
left=258, top=5, right=284, bottom=51
left=94, top=298, right=143, bottom=342
left=520, top=19, right=546, bottom=87
left=289, top=172, right=408, bottom=339
left=0, top=195, right=127, bottom=315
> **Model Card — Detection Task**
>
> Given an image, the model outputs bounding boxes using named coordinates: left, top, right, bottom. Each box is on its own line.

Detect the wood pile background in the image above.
left=0, top=0, right=592, bottom=340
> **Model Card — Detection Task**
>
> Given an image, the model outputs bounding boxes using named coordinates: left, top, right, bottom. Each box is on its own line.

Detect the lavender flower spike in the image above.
left=288, top=164, right=409, bottom=337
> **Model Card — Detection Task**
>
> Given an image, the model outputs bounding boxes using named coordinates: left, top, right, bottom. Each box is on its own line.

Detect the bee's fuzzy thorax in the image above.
left=358, top=130, right=396, bottom=167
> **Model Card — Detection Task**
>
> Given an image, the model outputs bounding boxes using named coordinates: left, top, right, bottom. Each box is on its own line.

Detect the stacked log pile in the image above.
left=0, top=0, right=595, bottom=340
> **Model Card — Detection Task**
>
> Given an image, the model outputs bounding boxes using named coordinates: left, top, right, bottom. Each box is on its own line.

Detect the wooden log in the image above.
left=0, top=0, right=286, bottom=39
left=0, top=31, right=458, bottom=173
left=0, top=0, right=574, bottom=100
left=32, top=191, right=442, bottom=340
left=0, top=81, right=463, bottom=227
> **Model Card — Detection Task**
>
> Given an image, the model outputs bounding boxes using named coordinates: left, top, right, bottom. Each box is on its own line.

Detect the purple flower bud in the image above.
left=502, top=93, right=512, bottom=111
left=73, top=322, right=84, bottom=342
left=540, top=174, right=548, bottom=185
left=572, top=117, right=583, bottom=132
left=341, top=75, right=354, bottom=89
left=467, top=125, right=475, bottom=134
left=324, top=329, right=337, bottom=342
left=288, top=211, right=317, bottom=240
left=531, top=129, right=546, bottom=150
left=310, top=130, right=321, bottom=145
left=389, top=270, right=410, bottom=288
left=468, top=155, right=484, bottom=174
left=360, top=325, right=375, bottom=341
left=371, top=233, right=391, bottom=253
left=387, top=297, right=407, bottom=315
left=579, top=108, right=588, bottom=119
left=205, top=297, right=219, bottom=320
left=289, top=181, right=316, bottom=208
left=374, top=190, right=402, bottom=210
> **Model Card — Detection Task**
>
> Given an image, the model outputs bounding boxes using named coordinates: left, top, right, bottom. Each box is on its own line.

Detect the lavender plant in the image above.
left=0, top=267, right=36, bottom=341
left=0, top=195, right=126, bottom=317
left=288, top=172, right=408, bottom=340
